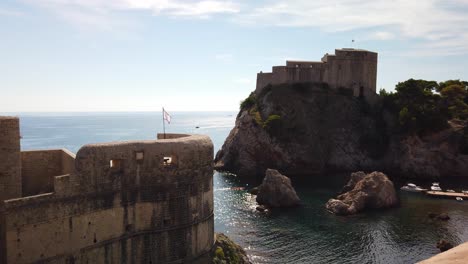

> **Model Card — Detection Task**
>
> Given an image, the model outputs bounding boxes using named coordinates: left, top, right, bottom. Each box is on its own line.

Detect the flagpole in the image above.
left=162, top=107, right=166, bottom=139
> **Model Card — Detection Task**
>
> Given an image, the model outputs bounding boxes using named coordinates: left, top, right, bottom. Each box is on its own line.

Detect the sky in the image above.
left=1, top=0, right=468, bottom=112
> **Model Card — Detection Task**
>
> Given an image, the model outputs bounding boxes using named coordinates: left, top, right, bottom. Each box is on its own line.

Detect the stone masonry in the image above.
left=0, top=117, right=215, bottom=264
left=256, top=48, right=378, bottom=101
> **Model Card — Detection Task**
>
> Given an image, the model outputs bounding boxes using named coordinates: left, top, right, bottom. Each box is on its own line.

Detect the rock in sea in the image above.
left=212, top=233, right=251, bottom=264
left=437, top=239, right=454, bottom=252
left=325, top=171, right=399, bottom=215
left=256, top=169, right=301, bottom=208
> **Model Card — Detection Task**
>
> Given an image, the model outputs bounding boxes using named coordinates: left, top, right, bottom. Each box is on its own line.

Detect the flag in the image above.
left=163, top=108, right=171, bottom=124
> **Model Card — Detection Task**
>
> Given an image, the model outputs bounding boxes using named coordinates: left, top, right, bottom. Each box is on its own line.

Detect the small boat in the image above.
left=401, top=183, right=428, bottom=192
left=446, top=189, right=456, bottom=193
left=431, top=182, right=442, bottom=191
left=456, top=197, right=463, bottom=201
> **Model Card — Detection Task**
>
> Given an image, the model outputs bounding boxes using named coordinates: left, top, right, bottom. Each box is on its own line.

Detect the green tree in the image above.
left=392, top=79, right=448, bottom=133
left=440, top=84, right=468, bottom=119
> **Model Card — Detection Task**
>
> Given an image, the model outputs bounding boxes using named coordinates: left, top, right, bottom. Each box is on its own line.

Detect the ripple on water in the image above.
left=214, top=172, right=468, bottom=264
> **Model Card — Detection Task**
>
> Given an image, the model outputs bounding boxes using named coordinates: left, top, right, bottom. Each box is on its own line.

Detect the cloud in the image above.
left=372, top=31, right=395, bottom=41
left=123, top=0, right=240, bottom=17
left=0, top=7, right=24, bottom=17
left=24, top=0, right=240, bottom=30
left=237, top=0, right=468, bottom=54
left=20, top=0, right=468, bottom=54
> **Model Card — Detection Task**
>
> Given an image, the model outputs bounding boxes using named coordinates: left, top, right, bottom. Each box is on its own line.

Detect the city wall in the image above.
left=21, top=149, right=75, bottom=197
left=0, top=132, right=214, bottom=264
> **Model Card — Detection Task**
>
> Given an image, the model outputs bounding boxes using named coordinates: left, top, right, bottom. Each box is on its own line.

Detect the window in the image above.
left=163, top=156, right=172, bottom=166
left=135, top=152, right=144, bottom=161
left=110, top=159, right=123, bottom=169
left=162, top=155, right=177, bottom=167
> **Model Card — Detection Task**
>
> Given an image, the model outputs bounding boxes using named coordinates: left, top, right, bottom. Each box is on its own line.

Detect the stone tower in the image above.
left=322, top=48, right=378, bottom=98
left=0, top=116, right=21, bottom=201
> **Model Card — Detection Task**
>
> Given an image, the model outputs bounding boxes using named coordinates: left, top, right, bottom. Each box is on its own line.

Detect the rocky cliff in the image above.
left=214, top=83, right=468, bottom=179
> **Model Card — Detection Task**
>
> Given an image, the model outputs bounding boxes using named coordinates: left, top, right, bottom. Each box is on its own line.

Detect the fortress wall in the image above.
left=324, top=50, right=377, bottom=95
left=1, top=134, right=214, bottom=264
left=21, top=149, right=75, bottom=197
left=0, top=116, right=21, bottom=201
left=256, top=72, right=273, bottom=94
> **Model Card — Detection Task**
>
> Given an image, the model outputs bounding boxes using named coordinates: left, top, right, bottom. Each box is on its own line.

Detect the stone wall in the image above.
left=0, top=134, right=214, bottom=264
left=255, top=48, right=378, bottom=102
left=323, top=49, right=378, bottom=97
left=0, top=116, right=21, bottom=201
left=21, top=149, right=75, bottom=196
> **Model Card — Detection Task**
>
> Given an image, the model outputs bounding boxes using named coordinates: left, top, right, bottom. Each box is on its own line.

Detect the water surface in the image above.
left=10, top=111, right=468, bottom=263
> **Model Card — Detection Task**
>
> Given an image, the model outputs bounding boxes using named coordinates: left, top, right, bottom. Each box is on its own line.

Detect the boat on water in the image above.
left=456, top=197, right=464, bottom=201
left=446, top=189, right=456, bottom=193
left=401, top=183, right=428, bottom=192
left=431, top=182, right=442, bottom=191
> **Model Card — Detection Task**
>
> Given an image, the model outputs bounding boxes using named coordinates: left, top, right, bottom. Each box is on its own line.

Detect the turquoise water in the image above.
left=11, top=112, right=468, bottom=263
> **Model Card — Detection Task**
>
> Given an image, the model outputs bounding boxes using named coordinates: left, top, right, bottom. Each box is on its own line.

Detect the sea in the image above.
left=9, top=111, right=468, bottom=264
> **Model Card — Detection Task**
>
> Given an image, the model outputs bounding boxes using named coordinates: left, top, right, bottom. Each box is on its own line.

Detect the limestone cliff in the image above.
left=214, top=83, right=468, bottom=179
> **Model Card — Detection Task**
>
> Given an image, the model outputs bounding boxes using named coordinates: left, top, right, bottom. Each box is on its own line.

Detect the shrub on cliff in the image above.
left=240, top=93, right=256, bottom=110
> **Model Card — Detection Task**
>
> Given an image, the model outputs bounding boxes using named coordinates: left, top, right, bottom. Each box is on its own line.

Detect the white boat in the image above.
left=456, top=197, right=463, bottom=201
left=401, top=183, right=428, bottom=192
left=446, top=189, right=456, bottom=193
left=431, top=182, right=442, bottom=191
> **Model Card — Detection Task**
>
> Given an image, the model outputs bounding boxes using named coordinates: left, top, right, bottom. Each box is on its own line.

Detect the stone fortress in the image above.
left=0, top=116, right=214, bottom=264
left=256, top=48, right=378, bottom=100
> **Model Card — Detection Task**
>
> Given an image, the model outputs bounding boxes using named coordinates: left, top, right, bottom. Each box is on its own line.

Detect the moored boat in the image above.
left=401, top=183, right=428, bottom=193
left=431, top=182, right=442, bottom=191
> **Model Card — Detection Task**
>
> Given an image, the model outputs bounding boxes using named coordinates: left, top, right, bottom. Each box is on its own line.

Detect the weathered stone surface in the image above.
left=325, top=171, right=398, bottom=215
left=0, top=124, right=215, bottom=264
left=256, top=169, right=301, bottom=207
left=212, top=233, right=251, bottom=264
left=214, top=83, right=468, bottom=179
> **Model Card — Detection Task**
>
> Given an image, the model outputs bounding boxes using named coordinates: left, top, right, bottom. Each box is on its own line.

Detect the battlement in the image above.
left=256, top=48, right=378, bottom=102
left=0, top=118, right=215, bottom=264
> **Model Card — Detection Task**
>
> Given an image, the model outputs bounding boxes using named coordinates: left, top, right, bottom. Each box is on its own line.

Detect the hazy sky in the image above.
left=1, top=0, right=468, bottom=112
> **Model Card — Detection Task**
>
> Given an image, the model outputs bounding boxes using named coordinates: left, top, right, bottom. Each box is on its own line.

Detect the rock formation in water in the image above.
left=325, top=171, right=398, bottom=215
left=255, top=169, right=301, bottom=208
left=212, top=233, right=251, bottom=264
left=436, top=239, right=454, bottom=252
left=214, top=83, right=468, bottom=179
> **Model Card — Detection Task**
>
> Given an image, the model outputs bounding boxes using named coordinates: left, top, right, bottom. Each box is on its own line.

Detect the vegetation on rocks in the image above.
left=215, top=80, right=468, bottom=179
left=212, top=233, right=251, bottom=264
left=240, top=92, right=256, bottom=110
left=379, top=79, right=468, bottom=135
